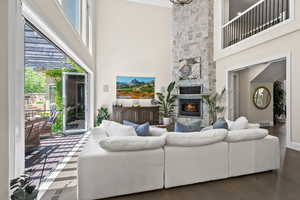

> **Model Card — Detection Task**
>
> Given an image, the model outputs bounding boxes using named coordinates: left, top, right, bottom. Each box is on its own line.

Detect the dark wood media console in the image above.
left=112, top=106, right=159, bottom=125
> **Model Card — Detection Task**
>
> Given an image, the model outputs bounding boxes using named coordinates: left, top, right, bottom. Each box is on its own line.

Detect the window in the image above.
left=61, top=0, right=82, bottom=33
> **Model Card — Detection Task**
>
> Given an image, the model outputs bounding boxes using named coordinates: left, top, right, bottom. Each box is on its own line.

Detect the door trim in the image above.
left=62, top=72, right=88, bottom=134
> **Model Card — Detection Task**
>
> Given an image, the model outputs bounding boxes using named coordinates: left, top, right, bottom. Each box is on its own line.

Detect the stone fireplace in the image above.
left=178, top=98, right=202, bottom=117
left=172, top=0, right=215, bottom=126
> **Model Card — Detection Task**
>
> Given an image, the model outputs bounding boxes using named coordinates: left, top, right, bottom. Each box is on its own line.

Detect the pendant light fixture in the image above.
left=170, top=0, right=193, bottom=6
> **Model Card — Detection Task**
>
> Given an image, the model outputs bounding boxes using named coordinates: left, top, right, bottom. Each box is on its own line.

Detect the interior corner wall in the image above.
left=0, top=0, right=10, bottom=199
left=95, top=0, right=172, bottom=112
left=238, top=68, right=274, bottom=125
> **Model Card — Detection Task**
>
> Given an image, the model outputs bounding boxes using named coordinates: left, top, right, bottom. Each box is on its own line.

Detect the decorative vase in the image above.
left=163, top=117, right=171, bottom=125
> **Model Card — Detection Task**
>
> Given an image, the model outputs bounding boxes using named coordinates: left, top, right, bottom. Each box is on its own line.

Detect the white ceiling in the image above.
left=252, top=60, right=286, bottom=83
left=127, top=0, right=172, bottom=8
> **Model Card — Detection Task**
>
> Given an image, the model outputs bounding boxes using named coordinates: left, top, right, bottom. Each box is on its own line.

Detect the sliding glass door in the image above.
left=62, top=72, right=87, bottom=134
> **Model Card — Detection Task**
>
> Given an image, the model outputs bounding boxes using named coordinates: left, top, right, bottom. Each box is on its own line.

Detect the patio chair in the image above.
left=25, top=117, right=46, bottom=147
left=40, top=111, right=57, bottom=138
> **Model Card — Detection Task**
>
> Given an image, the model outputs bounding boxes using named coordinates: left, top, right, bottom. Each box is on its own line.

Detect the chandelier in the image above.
left=170, top=0, right=193, bottom=6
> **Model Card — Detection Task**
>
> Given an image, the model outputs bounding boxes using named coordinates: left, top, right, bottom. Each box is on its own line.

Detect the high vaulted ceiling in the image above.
left=127, top=0, right=172, bottom=8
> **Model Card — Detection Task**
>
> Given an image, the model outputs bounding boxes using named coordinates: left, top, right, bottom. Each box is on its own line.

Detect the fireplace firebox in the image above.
left=179, top=98, right=202, bottom=117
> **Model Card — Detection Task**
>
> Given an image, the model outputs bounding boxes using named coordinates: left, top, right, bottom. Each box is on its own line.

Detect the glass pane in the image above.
left=65, top=74, right=86, bottom=131
left=62, top=0, right=81, bottom=32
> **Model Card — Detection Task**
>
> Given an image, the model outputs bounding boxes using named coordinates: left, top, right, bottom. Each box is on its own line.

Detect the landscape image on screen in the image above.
left=116, top=76, right=155, bottom=99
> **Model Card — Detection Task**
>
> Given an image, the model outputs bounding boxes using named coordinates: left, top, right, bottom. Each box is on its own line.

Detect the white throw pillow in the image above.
left=166, top=129, right=228, bottom=147
left=229, top=117, right=249, bottom=130
left=99, top=136, right=166, bottom=151
left=101, top=120, right=137, bottom=137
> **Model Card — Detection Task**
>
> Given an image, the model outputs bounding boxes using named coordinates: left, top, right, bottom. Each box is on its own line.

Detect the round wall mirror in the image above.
left=253, top=87, right=271, bottom=110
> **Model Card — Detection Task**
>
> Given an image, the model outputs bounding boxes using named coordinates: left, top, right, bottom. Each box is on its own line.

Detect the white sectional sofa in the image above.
left=78, top=127, right=166, bottom=200
left=78, top=122, right=280, bottom=200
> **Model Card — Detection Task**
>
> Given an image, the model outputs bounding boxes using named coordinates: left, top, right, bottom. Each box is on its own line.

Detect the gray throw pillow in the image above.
left=213, top=118, right=228, bottom=130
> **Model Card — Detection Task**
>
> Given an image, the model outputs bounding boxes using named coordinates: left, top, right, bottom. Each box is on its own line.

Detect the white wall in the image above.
left=215, top=0, right=300, bottom=148
left=0, top=0, right=10, bottom=199
left=215, top=29, right=300, bottom=146
left=95, top=0, right=172, bottom=111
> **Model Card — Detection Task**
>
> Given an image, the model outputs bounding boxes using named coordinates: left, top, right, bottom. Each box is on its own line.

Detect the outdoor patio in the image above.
left=25, top=134, right=87, bottom=187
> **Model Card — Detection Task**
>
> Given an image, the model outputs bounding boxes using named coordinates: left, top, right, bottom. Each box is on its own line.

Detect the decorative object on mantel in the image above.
left=202, top=88, right=226, bottom=125
left=116, top=76, right=155, bottom=99
left=152, top=81, right=177, bottom=125
left=176, top=57, right=201, bottom=81
left=132, top=99, right=140, bottom=107
left=170, top=0, right=193, bottom=6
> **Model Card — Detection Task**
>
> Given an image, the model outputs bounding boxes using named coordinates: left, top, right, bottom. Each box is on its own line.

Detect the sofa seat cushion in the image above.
left=99, top=136, right=166, bottom=152
left=166, top=129, right=228, bottom=147
left=225, top=128, right=268, bottom=143
left=101, top=120, right=137, bottom=137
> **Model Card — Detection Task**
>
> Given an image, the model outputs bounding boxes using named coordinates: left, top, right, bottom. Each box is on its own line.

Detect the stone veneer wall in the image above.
left=172, top=0, right=215, bottom=126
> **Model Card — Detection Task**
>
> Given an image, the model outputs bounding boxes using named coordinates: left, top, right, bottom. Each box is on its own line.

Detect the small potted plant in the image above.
left=152, top=81, right=177, bottom=125
left=10, top=174, right=38, bottom=200
left=95, top=107, right=110, bottom=126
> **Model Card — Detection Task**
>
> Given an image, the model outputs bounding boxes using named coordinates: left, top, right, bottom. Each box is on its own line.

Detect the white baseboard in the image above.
left=287, top=142, right=300, bottom=152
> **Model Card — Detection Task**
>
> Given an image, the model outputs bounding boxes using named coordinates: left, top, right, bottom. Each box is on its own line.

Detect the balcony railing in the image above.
left=222, top=0, right=290, bottom=48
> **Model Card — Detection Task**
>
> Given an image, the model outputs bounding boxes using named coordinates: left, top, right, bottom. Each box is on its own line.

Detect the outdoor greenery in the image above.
left=273, top=81, right=286, bottom=124
left=96, top=107, right=110, bottom=126
left=45, top=58, right=85, bottom=133
left=152, top=81, right=177, bottom=118
left=202, top=88, right=226, bottom=125
left=10, top=174, right=38, bottom=200
left=24, top=68, right=46, bottom=94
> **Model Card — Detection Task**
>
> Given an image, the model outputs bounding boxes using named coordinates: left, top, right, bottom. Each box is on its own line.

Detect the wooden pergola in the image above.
left=25, top=23, right=73, bottom=70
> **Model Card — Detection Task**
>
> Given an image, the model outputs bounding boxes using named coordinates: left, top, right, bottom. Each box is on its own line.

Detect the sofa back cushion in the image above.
left=101, top=120, right=137, bottom=137
left=174, top=120, right=202, bottom=132
left=90, top=126, right=108, bottom=141
left=225, top=128, right=268, bottom=143
left=166, top=129, right=228, bottom=147
left=123, top=120, right=150, bottom=136
left=99, top=136, right=166, bottom=152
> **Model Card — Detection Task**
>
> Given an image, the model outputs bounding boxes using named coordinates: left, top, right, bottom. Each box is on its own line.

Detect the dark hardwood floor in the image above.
left=104, top=123, right=300, bottom=200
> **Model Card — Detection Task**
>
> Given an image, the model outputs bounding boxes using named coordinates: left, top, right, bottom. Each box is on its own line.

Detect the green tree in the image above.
left=24, top=68, right=46, bottom=93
